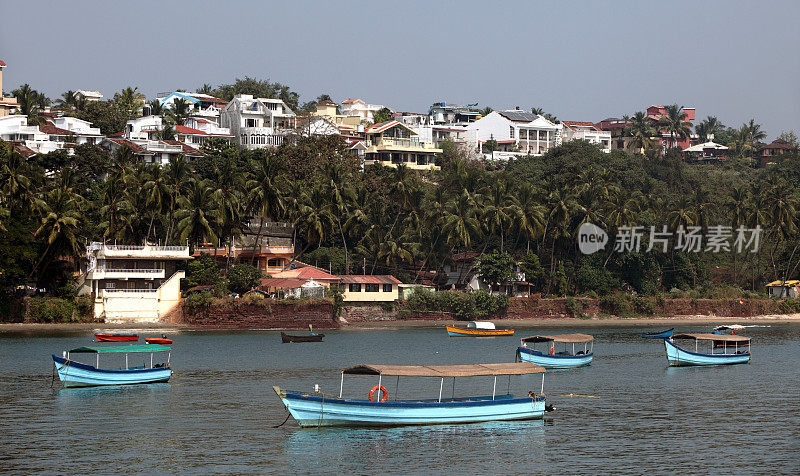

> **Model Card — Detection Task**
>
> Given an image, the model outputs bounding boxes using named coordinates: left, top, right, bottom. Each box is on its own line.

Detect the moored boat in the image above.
left=274, top=362, right=548, bottom=427
left=665, top=333, right=751, bottom=367
left=95, top=333, right=139, bottom=342
left=145, top=337, right=173, bottom=345
left=641, top=328, right=674, bottom=339
left=52, top=344, right=172, bottom=387
left=281, top=332, right=325, bottom=343
left=517, top=334, right=594, bottom=368
left=446, top=321, right=514, bottom=337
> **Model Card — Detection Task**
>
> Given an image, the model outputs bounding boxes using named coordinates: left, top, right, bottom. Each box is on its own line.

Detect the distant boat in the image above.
left=281, top=325, right=324, bottom=343
left=145, top=337, right=173, bottom=345
left=641, top=328, right=674, bottom=339
left=281, top=332, right=325, bottom=343
left=52, top=344, right=172, bottom=387
left=95, top=333, right=138, bottom=342
left=665, top=333, right=751, bottom=366
left=273, top=362, right=548, bottom=427
left=446, top=321, right=514, bottom=337
left=517, top=334, right=594, bottom=368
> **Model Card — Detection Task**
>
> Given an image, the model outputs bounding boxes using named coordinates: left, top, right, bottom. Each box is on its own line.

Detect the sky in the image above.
left=1, top=0, right=798, bottom=138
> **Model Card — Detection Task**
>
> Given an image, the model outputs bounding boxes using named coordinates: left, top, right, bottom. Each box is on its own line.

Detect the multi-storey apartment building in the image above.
left=81, top=243, right=191, bottom=321
left=220, top=94, right=296, bottom=149
left=363, top=120, right=442, bottom=170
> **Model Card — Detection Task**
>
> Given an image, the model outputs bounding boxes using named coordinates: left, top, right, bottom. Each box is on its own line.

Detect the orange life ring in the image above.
left=369, top=385, right=388, bottom=402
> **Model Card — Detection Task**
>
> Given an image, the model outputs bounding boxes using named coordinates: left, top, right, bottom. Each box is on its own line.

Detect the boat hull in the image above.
left=642, top=328, right=674, bottom=338
left=281, top=332, right=325, bottom=343
left=517, top=347, right=593, bottom=368
left=664, top=339, right=750, bottom=366
left=145, top=338, right=173, bottom=345
left=446, top=325, right=514, bottom=337
left=275, top=389, right=545, bottom=427
left=52, top=355, right=171, bottom=387
left=95, top=334, right=138, bottom=342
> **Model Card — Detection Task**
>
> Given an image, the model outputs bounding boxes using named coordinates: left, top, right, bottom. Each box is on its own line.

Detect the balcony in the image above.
left=99, top=244, right=190, bottom=259
left=367, top=137, right=440, bottom=151
left=100, top=288, right=159, bottom=298
left=88, top=268, right=166, bottom=280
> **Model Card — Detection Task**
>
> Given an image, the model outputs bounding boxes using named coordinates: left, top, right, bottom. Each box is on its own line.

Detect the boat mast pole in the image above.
left=339, top=372, right=344, bottom=398
left=438, top=378, right=443, bottom=402
left=540, top=373, right=545, bottom=395
left=125, top=353, right=128, bottom=370
left=96, top=354, right=99, bottom=368
left=492, top=376, right=497, bottom=400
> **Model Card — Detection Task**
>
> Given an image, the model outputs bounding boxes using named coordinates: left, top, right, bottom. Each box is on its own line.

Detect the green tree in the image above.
left=227, top=263, right=263, bottom=294
left=476, top=250, right=516, bottom=286
left=656, top=104, right=693, bottom=150
left=371, top=107, right=393, bottom=124
left=113, top=86, right=145, bottom=119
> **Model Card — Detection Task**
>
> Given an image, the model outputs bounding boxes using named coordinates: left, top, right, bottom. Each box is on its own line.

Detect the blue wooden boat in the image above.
left=274, top=362, right=548, bottom=427
left=52, top=344, right=172, bottom=387
left=665, top=334, right=751, bottom=367
left=641, top=328, right=674, bottom=338
left=516, top=334, right=594, bottom=369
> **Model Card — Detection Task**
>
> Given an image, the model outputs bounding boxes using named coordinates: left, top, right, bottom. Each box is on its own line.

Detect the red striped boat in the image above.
left=94, top=333, right=139, bottom=342
left=145, top=337, right=173, bottom=345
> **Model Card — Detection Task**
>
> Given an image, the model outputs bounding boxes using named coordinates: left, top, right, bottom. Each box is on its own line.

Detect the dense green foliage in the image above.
left=227, top=264, right=263, bottom=295
left=403, top=288, right=509, bottom=320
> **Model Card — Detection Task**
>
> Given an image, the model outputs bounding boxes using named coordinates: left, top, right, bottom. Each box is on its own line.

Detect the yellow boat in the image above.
left=446, top=322, right=514, bottom=337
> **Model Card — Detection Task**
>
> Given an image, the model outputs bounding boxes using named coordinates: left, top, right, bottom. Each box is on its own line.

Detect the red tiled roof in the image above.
left=365, top=120, right=401, bottom=134
left=109, top=131, right=125, bottom=137
left=562, top=121, right=601, bottom=131
left=106, top=138, right=148, bottom=154
left=342, top=99, right=358, bottom=104
left=175, top=125, right=206, bottom=135
left=259, top=277, right=309, bottom=289
left=451, top=251, right=480, bottom=262
left=317, top=100, right=338, bottom=107
left=761, top=139, right=796, bottom=150
left=294, top=266, right=340, bottom=280
left=39, top=123, right=73, bottom=135
left=10, top=141, right=37, bottom=158
left=0, top=60, right=6, bottom=67
left=339, top=275, right=401, bottom=284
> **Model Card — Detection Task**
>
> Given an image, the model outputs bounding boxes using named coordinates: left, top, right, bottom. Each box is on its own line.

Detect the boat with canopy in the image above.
left=52, top=344, right=172, bottom=387
left=273, top=362, right=547, bottom=427
left=517, top=334, right=594, bottom=368
left=665, top=333, right=751, bottom=366
left=446, top=321, right=514, bottom=337
left=641, top=328, right=674, bottom=339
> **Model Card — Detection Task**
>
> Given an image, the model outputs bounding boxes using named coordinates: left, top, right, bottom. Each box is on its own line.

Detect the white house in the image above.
left=103, top=137, right=203, bottom=165
left=339, top=98, right=387, bottom=123
left=0, top=114, right=104, bottom=155
left=79, top=243, right=191, bottom=322
left=561, top=121, right=611, bottom=152
left=122, top=115, right=232, bottom=148
left=469, top=110, right=562, bottom=159
left=220, top=94, right=296, bottom=149
left=74, top=90, right=103, bottom=102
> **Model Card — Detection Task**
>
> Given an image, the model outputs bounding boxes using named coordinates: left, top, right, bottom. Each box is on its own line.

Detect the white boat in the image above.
left=665, top=333, right=751, bottom=367
left=517, top=334, right=594, bottom=368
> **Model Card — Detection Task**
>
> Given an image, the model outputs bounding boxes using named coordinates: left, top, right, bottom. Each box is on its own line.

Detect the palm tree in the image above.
left=143, top=164, right=170, bottom=242
left=480, top=180, right=520, bottom=252
left=147, top=99, right=164, bottom=117
left=212, top=156, right=245, bottom=249
left=744, top=119, right=767, bottom=144
left=245, top=153, right=286, bottom=259
left=175, top=179, right=219, bottom=246
left=31, top=186, right=83, bottom=281
left=605, top=190, right=643, bottom=228
left=695, top=116, right=724, bottom=142
left=55, top=90, right=78, bottom=113
left=322, top=162, right=355, bottom=273
left=163, top=156, right=193, bottom=243
left=113, top=86, right=145, bottom=118
left=156, top=124, right=176, bottom=141
left=165, top=98, right=192, bottom=125
left=656, top=104, right=692, bottom=150
left=12, top=84, right=49, bottom=124
left=667, top=197, right=699, bottom=231
left=515, top=183, right=546, bottom=251
left=196, top=84, right=214, bottom=95
left=624, top=112, right=657, bottom=153
left=442, top=190, right=481, bottom=251
left=294, top=186, right=333, bottom=257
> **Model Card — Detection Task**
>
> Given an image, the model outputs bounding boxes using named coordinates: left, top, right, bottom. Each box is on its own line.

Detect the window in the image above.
left=383, top=284, right=393, bottom=292
left=105, top=282, right=115, bottom=289
left=349, top=283, right=361, bottom=292
left=509, top=126, right=515, bottom=138
left=365, top=283, right=379, bottom=292
left=246, top=118, right=257, bottom=127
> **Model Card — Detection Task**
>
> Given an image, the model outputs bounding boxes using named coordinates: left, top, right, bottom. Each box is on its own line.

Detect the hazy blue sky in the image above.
left=1, top=0, right=798, bottom=138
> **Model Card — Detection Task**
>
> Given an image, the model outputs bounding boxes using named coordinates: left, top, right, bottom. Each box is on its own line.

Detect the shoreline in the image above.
left=2, top=314, right=800, bottom=333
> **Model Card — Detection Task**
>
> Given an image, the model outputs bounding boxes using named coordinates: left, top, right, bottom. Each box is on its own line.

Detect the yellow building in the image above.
left=364, top=120, right=442, bottom=170
left=0, top=60, right=20, bottom=117
left=338, top=275, right=401, bottom=302
left=314, top=100, right=362, bottom=133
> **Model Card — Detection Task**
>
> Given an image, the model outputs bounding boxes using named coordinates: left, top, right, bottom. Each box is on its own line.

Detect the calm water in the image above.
left=1, top=325, right=798, bottom=474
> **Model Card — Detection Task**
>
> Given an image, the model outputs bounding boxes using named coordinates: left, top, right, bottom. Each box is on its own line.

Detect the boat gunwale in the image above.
left=281, top=390, right=545, bottom=408
left=664, top=338, right=751, bottom=358
left=52, top=355, right=171, bottom=374
left=517, top=347, right=594, bottom=360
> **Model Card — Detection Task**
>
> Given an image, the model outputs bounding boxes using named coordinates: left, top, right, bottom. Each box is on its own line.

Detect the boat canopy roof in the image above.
left=673, top=333, right=750, bottom=342
left=342, top=362, right=545, bottom=377
left=713, top=325, right=746, bottom=331
left=520, top=333, right=593, bottom=343
left=68, top=344, right=171, bottom=353
left=467, top=321, right=495, bottom=330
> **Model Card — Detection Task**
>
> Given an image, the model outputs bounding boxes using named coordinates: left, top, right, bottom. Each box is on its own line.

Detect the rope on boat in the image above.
left=272, top=413, right=291, bottom=428
left=553, top=394, right=599, bottom=398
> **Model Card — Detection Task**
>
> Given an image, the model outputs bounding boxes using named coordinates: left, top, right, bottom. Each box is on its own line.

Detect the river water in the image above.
left=1, top=325, right=798, bottom=474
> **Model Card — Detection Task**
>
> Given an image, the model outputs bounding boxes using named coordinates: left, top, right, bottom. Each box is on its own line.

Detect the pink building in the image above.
left=646, top=105, right=695, bottom=150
